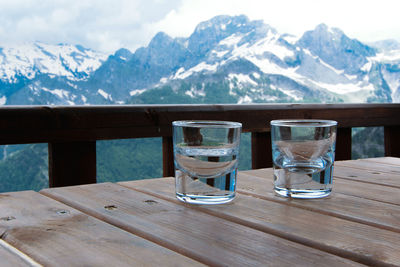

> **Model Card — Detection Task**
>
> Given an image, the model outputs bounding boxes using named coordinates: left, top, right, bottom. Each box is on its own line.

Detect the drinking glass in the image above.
left=173, top=121, right=242, bottom=204
left=271, top=119, right=337, bottom=198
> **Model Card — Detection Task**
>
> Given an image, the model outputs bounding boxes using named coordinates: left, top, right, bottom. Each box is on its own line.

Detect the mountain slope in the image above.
left=124, top=16, right=398, bottom=104
left=1, top=15, right=400, bottom=105
left=0, top=42, right=107, bottom=105
left=0, top=42, right=106, bottom=82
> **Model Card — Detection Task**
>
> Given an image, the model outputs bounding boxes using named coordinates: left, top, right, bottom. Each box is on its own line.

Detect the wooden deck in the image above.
left=0, top=103, right=400, bottom=188
left=0, top=157, right=399, bottom=266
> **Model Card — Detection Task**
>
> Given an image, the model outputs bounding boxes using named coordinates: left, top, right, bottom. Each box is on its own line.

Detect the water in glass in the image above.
left=175, top=144, right=239, bottom=204
left=271, top=120, right=337, bottom=199
left=173, top=120, right=241, bottom=204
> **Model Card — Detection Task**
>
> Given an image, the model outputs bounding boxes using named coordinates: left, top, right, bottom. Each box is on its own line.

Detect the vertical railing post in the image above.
left=335, top=127, right=352, bottom=160
left=162, top=136, right=174, bottom=177
left=251, top=132, right=272, bottom=169
left=48, top=141, right=97, bottom=187
left=384, top=126, right=400, bottom=157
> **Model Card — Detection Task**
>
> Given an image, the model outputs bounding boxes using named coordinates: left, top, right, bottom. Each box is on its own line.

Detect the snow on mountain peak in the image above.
left=0, top=42, right=107, bottom=83
left=371, top=49, right=400, bottom=62
left=1, top=14, right=399, bottom=105
left=194, top=15, right=250, bottom=33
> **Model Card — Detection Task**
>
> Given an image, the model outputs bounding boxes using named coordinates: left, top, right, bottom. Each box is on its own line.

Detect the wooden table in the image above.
left=1, top=157, right=400, bottom=266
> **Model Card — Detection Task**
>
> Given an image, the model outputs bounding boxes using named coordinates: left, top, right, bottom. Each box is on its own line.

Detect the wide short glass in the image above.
left=173, top=121, right=242, bottom=204
left=271, top=119, right=337, bottom=199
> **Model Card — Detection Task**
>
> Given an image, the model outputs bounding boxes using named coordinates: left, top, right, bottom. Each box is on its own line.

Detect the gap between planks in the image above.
left=39, top=188, right=223, bottom=267
left=335, top=159, right=400, bottom=175
left=333, top=175, right=400, bottom=190
left=0, top=239, right=43, bottom=267
left=40, top=183, right=368, bottom=266
left=358, top=157, right=400, bottom=167
left=124, top=175, right=400, bottom=235
left=236, top=188, right=400, bottom=234
left=244, top=166, right=400, bottom=207
left=3, top=190, right=202, bottom=267
left=117, top=182, right=393, bottom=267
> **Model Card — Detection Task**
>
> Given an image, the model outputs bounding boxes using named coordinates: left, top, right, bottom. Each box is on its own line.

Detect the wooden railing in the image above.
left=1, top=103, right=400, bottom=187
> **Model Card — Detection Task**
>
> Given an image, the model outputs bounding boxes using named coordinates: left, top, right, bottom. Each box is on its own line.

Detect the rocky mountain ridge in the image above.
left=1, top=15, right=399, bottom=105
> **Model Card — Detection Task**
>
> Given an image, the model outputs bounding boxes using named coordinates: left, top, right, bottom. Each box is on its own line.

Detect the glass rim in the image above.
left=172, top=120, right=242, bottom=128
left=270, top=119, right=337, bottom=127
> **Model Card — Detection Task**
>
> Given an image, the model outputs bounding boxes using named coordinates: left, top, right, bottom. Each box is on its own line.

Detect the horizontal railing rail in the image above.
left=1, top=103, right=399, bottom=187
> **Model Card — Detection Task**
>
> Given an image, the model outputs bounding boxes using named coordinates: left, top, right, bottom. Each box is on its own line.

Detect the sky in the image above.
left=0, top=0, right=399, bottom=54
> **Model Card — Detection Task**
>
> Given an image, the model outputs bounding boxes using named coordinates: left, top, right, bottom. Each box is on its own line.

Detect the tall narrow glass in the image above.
left=271, top=119, right=337, bottom=199
left=173, top=121, right=242, bottom=204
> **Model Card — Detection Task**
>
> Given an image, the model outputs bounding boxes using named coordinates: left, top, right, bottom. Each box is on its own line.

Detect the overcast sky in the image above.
left=0, top=0, right=399, bottom=54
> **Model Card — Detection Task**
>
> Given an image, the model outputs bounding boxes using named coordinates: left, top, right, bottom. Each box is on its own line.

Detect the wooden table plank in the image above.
left=121, top=177, right=400, bottom=267
left=237, top=170, right=400, bottom=233
left=0, top=240, right=41, bottom=266
left=248, top=158, right=400, bottom=189
left=333, top=165, right=400, bottom=188
left=346, top=157, right=400, bottom=166
left=41, top=183, right=363, bottom=267
left=241, top=165, right=400, bottom=206
left=0, top=191, right=203, bottom=267
left=336, top=158, right=400, bottom=175
left=333, top=178, right=400, bottom=205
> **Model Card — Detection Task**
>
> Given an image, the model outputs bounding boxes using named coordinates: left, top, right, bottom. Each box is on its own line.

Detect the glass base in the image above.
left=274, top=187, right=331, bottom=199
left=176, top=192, right=235, bottom=205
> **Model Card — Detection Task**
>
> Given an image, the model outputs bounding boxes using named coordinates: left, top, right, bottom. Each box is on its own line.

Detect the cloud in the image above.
left=0, top=0, right=399, bottom=54
left=153, top=0, right=400, bottom=44
left=0, top=0, right=182, bottom=53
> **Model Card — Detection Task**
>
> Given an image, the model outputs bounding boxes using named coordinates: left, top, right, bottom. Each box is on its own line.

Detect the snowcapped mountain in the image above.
left=0, top=42, right=107, bottom=105
left=1, top=15, right=400, bottom=105
left=0, top=42, right=107, bottom=83
left=124, top=15, right=400, bottom=104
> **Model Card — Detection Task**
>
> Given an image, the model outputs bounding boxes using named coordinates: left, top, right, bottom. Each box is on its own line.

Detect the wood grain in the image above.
left=361, top=157, right=400, bottom=166
left=1, top=104, right=400, bottom=187
left=333, top=164, right=400, bottom=188
left=121, top=177, right=400, bottom=266
left=0, top=191, right=202, bottom=266
left=336, top=159, right=400, bottom=175
left=1, top=104, right=399, bottom=144
left=236, top=170, right=400, bottom=233
left=333, top=178, right=400, bottom=206
left=0, top=240, right=41, bottom=266
left=41, top=183, right=362, bottom=266
left=2, top=157, right=400, bottom=266
left=241, top=164, right=400, bottom=205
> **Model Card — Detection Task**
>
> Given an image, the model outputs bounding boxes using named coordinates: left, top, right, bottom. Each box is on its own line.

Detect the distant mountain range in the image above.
left=1, top=14, right=400, bottom=105
left=1, top=15, right=393, bottom=192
